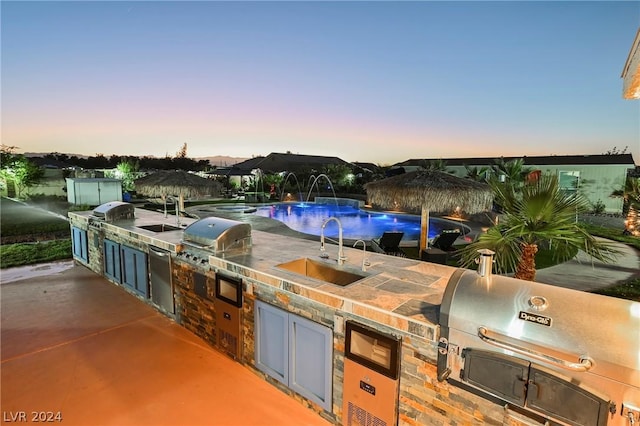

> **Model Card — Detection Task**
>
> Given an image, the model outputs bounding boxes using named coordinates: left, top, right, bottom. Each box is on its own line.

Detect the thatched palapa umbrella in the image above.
left=364, top=170, right=494, bottom=253
left=134, top=170, right=222, bottom=200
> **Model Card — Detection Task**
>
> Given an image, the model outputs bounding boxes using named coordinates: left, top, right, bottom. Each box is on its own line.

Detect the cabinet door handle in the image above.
left=149, top=247, right=169, bottom=256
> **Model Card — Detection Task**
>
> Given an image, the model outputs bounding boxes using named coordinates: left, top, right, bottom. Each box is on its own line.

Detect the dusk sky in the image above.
left=2, top=1, right=639, bottom=165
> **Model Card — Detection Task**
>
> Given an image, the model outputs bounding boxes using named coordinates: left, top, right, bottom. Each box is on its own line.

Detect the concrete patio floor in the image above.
left=1, top=264, right=331, bottom=426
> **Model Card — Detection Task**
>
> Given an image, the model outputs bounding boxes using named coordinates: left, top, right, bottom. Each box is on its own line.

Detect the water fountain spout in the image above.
left=320, top=217, right=346, bottom=265
left=306, top=173, right=338, bottom=205
left=280, top=172, right=304, bottom=202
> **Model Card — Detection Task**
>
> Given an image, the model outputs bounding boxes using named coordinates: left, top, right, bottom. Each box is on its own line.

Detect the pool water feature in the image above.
left=253, top=202, right=471, bottom=242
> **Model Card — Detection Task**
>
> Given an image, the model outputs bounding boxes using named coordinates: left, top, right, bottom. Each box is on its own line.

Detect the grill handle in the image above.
left=477, top=326, right=594, bottom=372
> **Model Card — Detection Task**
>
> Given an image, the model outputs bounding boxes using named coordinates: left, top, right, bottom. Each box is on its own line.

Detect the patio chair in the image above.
left=430, top=229, right=461, bottom=252
left=371, top=231, right=405, bottom=257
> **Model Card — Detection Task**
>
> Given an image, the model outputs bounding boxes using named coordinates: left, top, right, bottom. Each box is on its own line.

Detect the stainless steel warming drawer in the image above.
left=437, top=263, right=640, bottom=426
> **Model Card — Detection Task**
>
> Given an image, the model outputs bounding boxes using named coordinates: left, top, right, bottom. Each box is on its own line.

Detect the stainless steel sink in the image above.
left=138, top=223, right=183, bottom=233
left=275, top=258, right=367, bottom=286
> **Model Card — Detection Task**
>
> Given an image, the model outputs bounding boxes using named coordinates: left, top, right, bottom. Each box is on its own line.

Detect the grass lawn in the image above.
left=1, top=197, right=69, bottom=237
left=579, top=222, right=640, bottom=251
left=579, top=221, right=640, bottom=301
left=1, top=197, right=72, bottom=268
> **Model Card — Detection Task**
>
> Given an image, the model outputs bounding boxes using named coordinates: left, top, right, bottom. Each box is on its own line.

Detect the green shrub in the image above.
left=0, top=239, right=72, bottom=269
left=590, top=200, right=606, bottom=215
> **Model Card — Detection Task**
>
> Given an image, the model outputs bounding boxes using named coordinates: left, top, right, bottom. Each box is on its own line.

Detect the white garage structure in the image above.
left=66, top=178, right=122, bottom=206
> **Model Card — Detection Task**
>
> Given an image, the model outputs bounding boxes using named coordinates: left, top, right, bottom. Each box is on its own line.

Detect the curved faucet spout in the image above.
left=320, top=217, right=346, bottom=265
left=353, top=240, right=370, bottom=272
left=164, top=195, right=181, bottom=226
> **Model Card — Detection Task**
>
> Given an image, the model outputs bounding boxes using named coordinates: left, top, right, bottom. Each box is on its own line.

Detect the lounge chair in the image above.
left=371, top=232, right=405, bottom=257
left=430, top=229, right=461, bottom=252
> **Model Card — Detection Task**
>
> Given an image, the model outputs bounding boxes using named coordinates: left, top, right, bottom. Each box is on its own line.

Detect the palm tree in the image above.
left=458, top=174, right=620, bottom=281
left=464, top=164, right=490, bottom=182
left=491, top=158, right=532, bottom=187
left=611, top=176, right=640, bottom=236
left=419, top=158, right=450, bottom=172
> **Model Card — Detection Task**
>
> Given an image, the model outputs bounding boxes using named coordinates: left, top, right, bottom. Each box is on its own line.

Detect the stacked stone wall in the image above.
left=173, top=260, right=218, bottom=348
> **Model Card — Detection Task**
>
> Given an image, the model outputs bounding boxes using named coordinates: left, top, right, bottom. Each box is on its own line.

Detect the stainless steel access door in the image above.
left=149, top=246, right=174, bottom=315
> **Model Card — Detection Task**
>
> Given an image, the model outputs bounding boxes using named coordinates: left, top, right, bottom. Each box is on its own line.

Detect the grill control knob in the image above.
left=528, top=296, right=548, bottom=311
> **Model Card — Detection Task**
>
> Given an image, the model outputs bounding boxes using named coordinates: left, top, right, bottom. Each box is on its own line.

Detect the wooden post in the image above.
left=420, top=207, right=429, bottom=257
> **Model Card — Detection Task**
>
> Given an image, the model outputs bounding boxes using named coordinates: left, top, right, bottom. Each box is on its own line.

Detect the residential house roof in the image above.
left=622, top=28, right=640, bottom=99
left=394, top=154, right=636, bottom=168
left=352, top=162, right=382, bottom=174
left=231, top=152, right=350, bottom=173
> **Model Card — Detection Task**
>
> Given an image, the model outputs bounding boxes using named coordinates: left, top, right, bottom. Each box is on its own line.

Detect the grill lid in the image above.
left=440, top=268, right=640, bottom=387
left=92, top=201, right=135, bottom=222
left=182, top=217, right=251, bottom=255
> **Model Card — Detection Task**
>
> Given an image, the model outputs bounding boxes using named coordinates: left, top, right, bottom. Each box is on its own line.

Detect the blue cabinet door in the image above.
left=254, top=301, right=332, bottom=411
left=71, top=227, right=88, bottom=263
left=121, top=246, right=149, bottom=298
left=289, top=315, right=333, bottom=411
left=255, top=301, right=289, bottom=385
left=104, top=239, right=121, bottom=283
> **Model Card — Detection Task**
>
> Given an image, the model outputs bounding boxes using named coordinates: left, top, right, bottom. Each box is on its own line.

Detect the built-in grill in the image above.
left=177, top=217, right=252, bottom=265
left=91, top=201, right=135, bottom=222
left=437, top=252, right=640, bottom=426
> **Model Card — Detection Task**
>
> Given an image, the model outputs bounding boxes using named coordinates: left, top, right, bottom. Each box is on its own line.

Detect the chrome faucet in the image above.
left=353, top=240, right=370, bottom=272
left=164, top=195, right=181, bottom=226
left=320, top=217, right=346, bottom=265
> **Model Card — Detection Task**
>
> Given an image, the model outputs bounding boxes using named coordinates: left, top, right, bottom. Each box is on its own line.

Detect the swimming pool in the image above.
left=253, top=202, right=470, bottom=242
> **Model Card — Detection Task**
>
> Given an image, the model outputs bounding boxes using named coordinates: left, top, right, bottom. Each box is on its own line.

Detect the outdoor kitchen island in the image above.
left=68, top=205, right=640, bottom=426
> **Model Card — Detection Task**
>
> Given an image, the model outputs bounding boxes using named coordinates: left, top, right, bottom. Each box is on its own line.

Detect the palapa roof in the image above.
left=364, top=170, right=493, bottom=214
left=134, top=170, right=222, bottom=198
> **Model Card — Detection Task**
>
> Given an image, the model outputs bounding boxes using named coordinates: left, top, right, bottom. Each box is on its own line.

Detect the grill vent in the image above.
left=218, top=330, right=238, bottom=359
left=346, top=402, right=386, bottom=426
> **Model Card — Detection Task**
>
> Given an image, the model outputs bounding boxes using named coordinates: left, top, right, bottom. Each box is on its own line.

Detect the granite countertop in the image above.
left=217, top=228, right=455, bottom=327
left=71, top=208, right=458, bottom=333
left=72, top=208, right=197, bottom=251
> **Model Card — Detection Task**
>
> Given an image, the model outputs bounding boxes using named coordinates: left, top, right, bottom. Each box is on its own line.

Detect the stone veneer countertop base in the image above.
left=70, top=208, right=458, bottom=339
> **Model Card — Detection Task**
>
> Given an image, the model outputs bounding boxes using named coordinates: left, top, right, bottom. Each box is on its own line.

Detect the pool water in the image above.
left=253, top=202, right=469, bottom=241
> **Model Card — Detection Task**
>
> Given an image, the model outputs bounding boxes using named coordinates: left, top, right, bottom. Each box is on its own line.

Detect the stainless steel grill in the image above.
left=437, top=255, right=640, bottom=426
left=181, top=217, right=251, bottom=256
left=91, top=201, right=135, bottom=222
